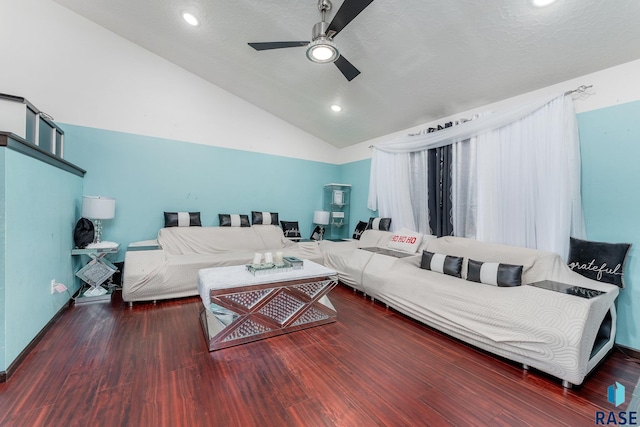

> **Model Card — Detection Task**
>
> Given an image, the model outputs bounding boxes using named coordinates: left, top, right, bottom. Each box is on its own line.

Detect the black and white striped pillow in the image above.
left=164, top=212, right=201, bottom=228
left=251, top=211, right=279, bottom=225
left=352, top=221, right=368, bottom=240
left=420, top=251, right=463, bottom=278
left=366, top=217, right=392, bottom=231
left=467, top=259, right=523, bottom=287
left=218, top=214, right=250, bottom=227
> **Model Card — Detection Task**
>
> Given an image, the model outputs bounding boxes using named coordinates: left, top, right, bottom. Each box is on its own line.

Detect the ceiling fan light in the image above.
left=306, top=38, right=339, bottom=63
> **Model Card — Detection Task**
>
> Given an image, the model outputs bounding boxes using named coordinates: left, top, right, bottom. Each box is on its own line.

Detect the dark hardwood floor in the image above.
left=0, top=284, right=638, bottom=426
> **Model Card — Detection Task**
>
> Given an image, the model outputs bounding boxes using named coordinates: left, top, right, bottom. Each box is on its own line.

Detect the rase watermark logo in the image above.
left=610, top=383, right=627, bottom=407
left=595, top=382, right=638, bottom=425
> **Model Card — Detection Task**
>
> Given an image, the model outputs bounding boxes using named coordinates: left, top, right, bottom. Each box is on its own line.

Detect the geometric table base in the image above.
left=199, top=275, right=338, bottom=351
left=71, top=245, right=119, bottom=305
left=75, top=258, right=117, bottom=288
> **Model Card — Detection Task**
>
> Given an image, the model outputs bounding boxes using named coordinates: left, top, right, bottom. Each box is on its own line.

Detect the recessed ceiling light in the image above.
left=532, top=0, right=557, bottom=7
left=182, top=12, right=199, bottom=26
left=330, top=105, right=342, bottom=112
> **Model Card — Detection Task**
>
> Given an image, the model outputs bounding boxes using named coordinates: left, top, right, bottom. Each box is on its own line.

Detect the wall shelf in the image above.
left=323, top=183, right=351, bottom=240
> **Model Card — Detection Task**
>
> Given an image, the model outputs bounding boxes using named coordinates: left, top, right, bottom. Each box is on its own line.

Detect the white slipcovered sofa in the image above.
left=123, top=225, right=323, bottom=303
left=123, top=225, right=617, bottom=387
left=319, top=230, right=618, bottom=387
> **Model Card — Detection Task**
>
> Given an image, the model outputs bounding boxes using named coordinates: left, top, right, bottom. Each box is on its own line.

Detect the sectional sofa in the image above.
left=319, top=230, right=618, bottom=388
left=123, top=225, right=618, bottom=387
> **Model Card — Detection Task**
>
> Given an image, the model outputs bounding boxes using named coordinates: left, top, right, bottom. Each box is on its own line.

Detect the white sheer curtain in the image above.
left=451, top=137, right=477, bottom=238
left=408, top=151, right=430, bottom=233
left=368, top=151, right=420, bottom=232
left=367, top=93, right=560, bottom=155
left=367, top=93, right=585, bottom=258
left=475, top=95, right=584, bottom=258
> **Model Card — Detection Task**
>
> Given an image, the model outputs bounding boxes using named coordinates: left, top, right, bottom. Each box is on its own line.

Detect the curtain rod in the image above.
left=368, top=86, right=593, bottom=148
left=565, top=84, right=593, bottom=95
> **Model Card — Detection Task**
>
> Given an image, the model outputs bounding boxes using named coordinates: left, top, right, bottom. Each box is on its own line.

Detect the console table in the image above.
left=197, top=260, right=338, bottom=351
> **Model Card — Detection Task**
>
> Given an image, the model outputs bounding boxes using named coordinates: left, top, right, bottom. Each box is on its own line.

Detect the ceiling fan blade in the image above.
left=334, top=55, right=360, bottom=81
left=248, top=41, right=310, bottom=51
left=326, top=0, right=375, bottom=38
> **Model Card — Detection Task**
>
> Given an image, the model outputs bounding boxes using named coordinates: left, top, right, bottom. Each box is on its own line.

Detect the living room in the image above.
left=1, top=0, right=639, bottom=424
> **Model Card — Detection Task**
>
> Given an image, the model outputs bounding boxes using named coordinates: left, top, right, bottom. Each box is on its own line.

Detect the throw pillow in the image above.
left=309, top=225, right=325, bottom=241
left=219, top=214, right=250, bottom=227
left=386, top=227, right=423, bottom=254
left=352, top=221, right=368, bottom=240
left=567, top=237, right=631, bottom=288
left=420, top=251, right=463, bottom=278
left=164, top=212, right=202, bottom=228
left=367, top=217, right=392, bottom=231
left=251, top=211, right=279, bottom=225
left=280, top=220, right=301, bottom=240
left=467, top=259, right=523, bottom=287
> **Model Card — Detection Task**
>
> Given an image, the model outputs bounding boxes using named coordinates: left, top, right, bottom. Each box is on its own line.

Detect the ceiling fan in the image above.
left=248, top=0, right=374, bottom=81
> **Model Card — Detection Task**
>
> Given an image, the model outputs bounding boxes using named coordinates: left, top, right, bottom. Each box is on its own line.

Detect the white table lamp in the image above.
left=313, top=210, right=330, bottom=226
left=313, top=210, right=330, bottom=241
left=82, top=195, right=116, bottom=247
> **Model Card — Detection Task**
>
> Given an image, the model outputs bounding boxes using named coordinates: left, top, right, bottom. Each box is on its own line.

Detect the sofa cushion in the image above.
left=426, top=236, right=542, bottom=281
left=251, top=211, right=279, bottom=226
left=467, top=259, right=523, bottom=287
left=352, top=221, right=368, bottom=240
left=158, top=226, right=271, bottom=255
left=567, top=237, right=631, bottom=288
left=164, top=212, right=201, bottom=227
left=357, top=229, right=394, bottom=248
left=367, top=217, right=392, bottom=231
left=420, top=251, right=463, bottom=278
left=387, top=227, right=423, bottom=254
left=219, top=214, right=250, bottom=227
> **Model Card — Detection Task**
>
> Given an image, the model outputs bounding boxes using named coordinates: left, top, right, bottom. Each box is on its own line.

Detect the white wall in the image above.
left=0, top=0, right=339, bottom=164
left=338, top=58, right=640, bottom=164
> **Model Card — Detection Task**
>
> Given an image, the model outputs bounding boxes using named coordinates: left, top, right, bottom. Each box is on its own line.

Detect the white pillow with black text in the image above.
left=386, top=227, right=423, bottom=254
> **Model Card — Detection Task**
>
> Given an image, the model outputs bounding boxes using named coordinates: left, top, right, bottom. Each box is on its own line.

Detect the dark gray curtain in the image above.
left=428, top=145, right=454, bottom=237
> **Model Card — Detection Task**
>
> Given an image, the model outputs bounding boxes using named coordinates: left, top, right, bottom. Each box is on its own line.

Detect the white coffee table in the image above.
left=197, top=260, right=338, bottom=351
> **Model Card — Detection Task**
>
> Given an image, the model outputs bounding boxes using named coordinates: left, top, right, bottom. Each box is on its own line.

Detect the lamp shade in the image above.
left=313, top=210, right=330, bottom=225
left=82, top=196, right=116, bottom=220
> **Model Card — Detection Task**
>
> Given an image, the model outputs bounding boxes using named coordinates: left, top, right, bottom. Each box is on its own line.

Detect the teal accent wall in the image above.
left=0, top=148, right=6, bottom=371
left=61, top=125, right=340, bottom=258
left=578, top=100, right=640, bottom=351
left=337, top=105, right=640, bottom=351
left=1, top=149, right=82, bottom=370
left=339, top=158, right=377, bottom=232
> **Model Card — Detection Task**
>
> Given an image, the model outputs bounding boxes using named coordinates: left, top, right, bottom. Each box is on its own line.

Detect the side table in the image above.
left=71, top=243, right=120, bottom=303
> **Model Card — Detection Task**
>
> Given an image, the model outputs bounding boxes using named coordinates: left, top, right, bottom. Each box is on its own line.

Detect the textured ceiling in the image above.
left=52, top=0, right=640, bottom=148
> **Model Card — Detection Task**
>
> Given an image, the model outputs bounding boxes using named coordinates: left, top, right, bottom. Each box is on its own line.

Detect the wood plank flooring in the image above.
left=0, top=284, right=638, bottom=426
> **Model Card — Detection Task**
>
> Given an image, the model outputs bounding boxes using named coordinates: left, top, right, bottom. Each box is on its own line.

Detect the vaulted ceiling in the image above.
left=52, top=0, right=640, bottom=148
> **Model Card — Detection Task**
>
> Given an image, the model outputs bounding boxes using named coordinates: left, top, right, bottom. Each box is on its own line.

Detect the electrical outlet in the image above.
left=51, top=279, right=56, bottom=294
